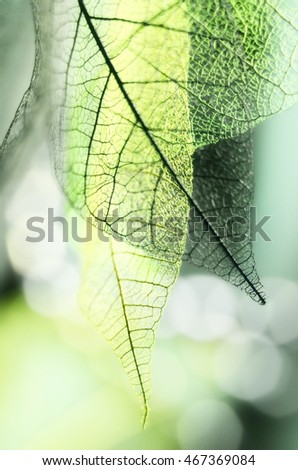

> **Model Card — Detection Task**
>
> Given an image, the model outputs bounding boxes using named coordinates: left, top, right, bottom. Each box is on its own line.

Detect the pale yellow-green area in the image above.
left=80, top=232, right=178, bottom=425
left=60, top=0, right=194, bottom=258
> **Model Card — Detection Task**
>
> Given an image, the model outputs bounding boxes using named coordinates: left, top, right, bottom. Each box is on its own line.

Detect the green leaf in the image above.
left=185, top=132, right=266, bottom=305
left=49, top=0, right=298, bottom=412
left=183, top=0, right=298, bottom=304
left=51, top=0, right=298, bottom=292
left=52, top=0, right=194, bottom=422
left=52, top=0, right=193, bottom=257
left=81, top=235, right=178, bottom=425
left=188, top=0, right=298, bottom=146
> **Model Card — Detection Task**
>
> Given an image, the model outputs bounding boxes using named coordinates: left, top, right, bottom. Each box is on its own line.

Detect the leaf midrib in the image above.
left=110, top=238, right=149, bottom=427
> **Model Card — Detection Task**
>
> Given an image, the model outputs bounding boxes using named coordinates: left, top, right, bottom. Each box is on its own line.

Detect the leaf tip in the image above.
left=258, top=294, right=267, bottom=306
left=250, top=285, right=267, bottom=306
left=141, top=402, right=149, bottom=430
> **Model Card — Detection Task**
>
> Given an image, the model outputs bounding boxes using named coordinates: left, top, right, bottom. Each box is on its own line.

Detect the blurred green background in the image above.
left=1, top=0, right=298, bottom=450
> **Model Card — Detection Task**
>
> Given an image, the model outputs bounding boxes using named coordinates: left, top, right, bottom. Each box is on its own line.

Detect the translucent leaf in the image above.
left=52, top=0, right=194, bottom=258
left=51, top=0, right=193, bottom=419
left=183, top=0, right=298, bottom=303
left=48, top=0, right=297, bottom=409
left=185, top=132, right=266, bottom=305
left=0, top=0, right=50, bottom=186
left=50, top=0, right=298, bottom=297
left=81, top=235, right=178, bottom=425
left=188, top=0, right=298, bottom=146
